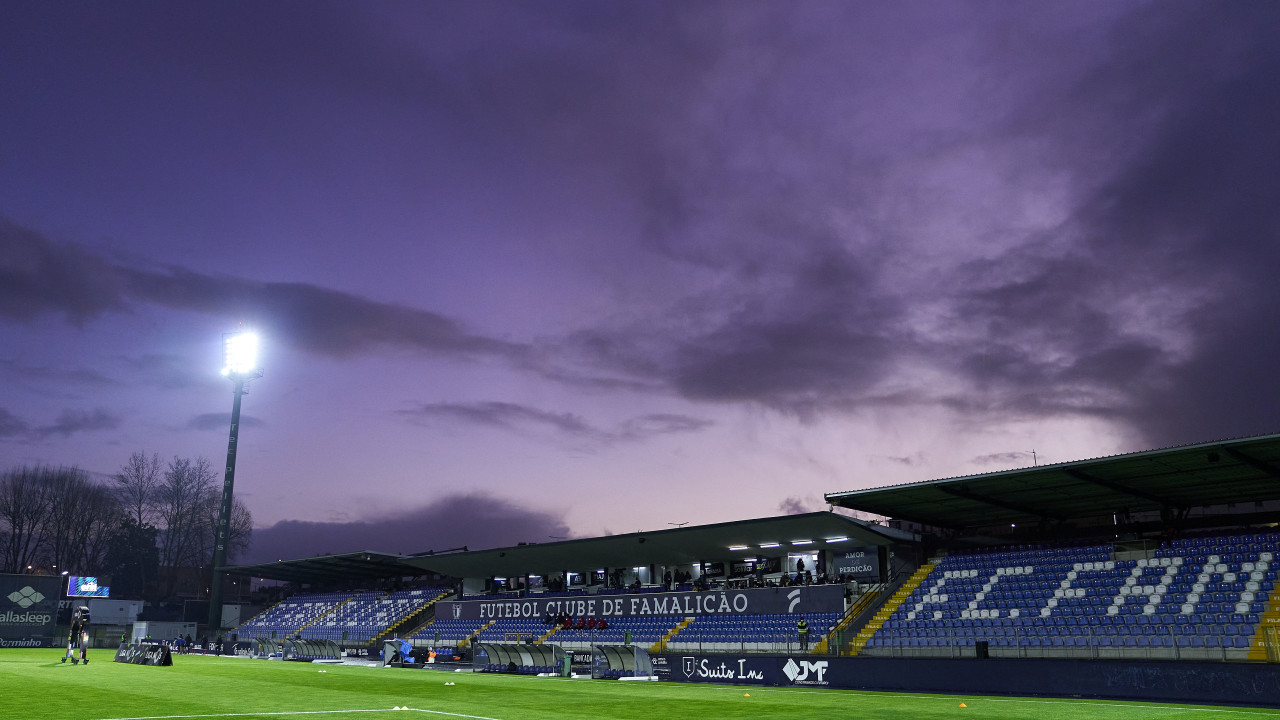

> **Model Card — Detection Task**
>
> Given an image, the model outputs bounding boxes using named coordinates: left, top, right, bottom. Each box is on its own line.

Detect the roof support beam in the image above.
left=1062, top=468, right=1174, bottom=508
left=1222, top=446, right=1280, bottom=480
left=934, top=484, right=1064, bottom=523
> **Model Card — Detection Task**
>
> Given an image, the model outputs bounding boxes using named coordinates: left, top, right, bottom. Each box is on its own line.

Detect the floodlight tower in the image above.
left=208, top=329, right=262, bottom=634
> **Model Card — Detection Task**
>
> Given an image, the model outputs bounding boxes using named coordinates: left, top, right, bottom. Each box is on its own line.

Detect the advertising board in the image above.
left=0, top=573, right=61, bottom=648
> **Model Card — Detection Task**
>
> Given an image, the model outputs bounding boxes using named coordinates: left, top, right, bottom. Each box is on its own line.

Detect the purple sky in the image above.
left=3, top=1, right=1279, bottom=565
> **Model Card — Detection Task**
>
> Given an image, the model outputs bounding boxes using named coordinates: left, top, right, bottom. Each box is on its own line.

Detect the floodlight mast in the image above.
left=208, top=330, right=262, bottom=635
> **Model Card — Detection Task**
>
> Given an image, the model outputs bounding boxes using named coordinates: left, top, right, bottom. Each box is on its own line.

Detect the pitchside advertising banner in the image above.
left=0, top=573, right=62, bottom=648
left=830, top=545, right=884, bottom=580
left=654, top=653, right=834, bottom=687
left=438, top=585, right=844, bottom=621
left=114, top=642, right=174, bottom=666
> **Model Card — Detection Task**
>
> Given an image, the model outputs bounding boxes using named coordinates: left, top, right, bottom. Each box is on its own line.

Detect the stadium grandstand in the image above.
left=219, top=433, right=1280, bottom=703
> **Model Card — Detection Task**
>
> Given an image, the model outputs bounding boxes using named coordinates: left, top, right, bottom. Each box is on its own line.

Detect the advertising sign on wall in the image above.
left=0, top=573, right=62, bottom=648
left=655, top=653, right=832, bottom=687
left=438, top=585, right=844, bottom=622
left=830, top=546, right=883, bottom=581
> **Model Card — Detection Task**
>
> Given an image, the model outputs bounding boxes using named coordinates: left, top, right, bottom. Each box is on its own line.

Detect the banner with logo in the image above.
left=0, top=573, right=61, bottom=648
left=830, top=546, right=884, bottom=581
left=657, top=653, right=832, bottom=687
left=114, top=642, right=174, bottom=666
left=661, top=653, right=1280, bottom=705
left=437, top=585, right=844, bottom=621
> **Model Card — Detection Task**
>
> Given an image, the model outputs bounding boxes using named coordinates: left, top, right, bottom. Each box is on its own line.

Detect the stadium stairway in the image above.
left=1247, top=591, right=1280, bottom=660
left=846, top=564, right=935, bottom=657
left=650, top=617, right=693, bottom=654
left=372, top=588, right=452, bottom=644
left=814, top=582, right=887, bottom=654
left=296, top=594, right=357, bottom=635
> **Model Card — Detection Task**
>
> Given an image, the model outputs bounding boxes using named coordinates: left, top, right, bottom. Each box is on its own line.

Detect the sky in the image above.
left=3, top=1, right=1279, bottom=565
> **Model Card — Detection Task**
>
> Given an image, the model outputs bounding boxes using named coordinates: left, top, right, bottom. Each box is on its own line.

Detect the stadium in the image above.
left=6, top=434, right=1278, bottom=719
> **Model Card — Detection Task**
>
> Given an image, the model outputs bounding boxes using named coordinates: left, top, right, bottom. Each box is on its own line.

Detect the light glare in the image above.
left=223, top=332, right=260, bottom=375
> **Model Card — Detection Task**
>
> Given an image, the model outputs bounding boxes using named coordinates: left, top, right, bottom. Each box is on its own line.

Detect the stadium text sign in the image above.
left=829, top=545, right=883, bottom=580
left=0, top=573, right=61, bottom=648
left=438, top=585, right=843, bottom=621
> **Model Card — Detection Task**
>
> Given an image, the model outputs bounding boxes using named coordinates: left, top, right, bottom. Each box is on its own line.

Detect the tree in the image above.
left=155, top=456, right=218, bottom=597
left=115, top=451, right=162, bottom=527
left=0, top=466, right=54, bottom=573
left=75, top=482, right=121, bottom=575
left=196, top=495, right=253, bottom=568
left=103, top=518, right=159, bottom=599
left=37, top=466, right=106, bottom=574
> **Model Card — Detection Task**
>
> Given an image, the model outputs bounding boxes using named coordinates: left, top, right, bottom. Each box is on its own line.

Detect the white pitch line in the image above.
left=89, top=708, right=512, bottom=720
left=90, top=711, right=394, bottom=720
left=402, top=710, right=508, bottom=720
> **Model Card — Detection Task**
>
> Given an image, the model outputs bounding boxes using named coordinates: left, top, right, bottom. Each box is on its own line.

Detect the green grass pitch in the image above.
left=1, top=650, right=1276, bottom=720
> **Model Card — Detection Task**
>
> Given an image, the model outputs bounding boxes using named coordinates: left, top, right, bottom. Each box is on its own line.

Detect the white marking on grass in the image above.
left=90, top=711, right=393, bottom=720
left=88, top=708, right=511, bottom=720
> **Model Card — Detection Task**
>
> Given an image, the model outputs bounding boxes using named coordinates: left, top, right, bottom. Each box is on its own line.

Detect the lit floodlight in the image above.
left=791, top=539, right=815, bottom=545
left=825, top=536, right=849, bottom=543
left=222, top=331, right=260, bottom=376
left=210, top=327, right=263, bottom=633
left=728, top=545, right=750, bottom=551
left=758, top=542, right=781, bottom=549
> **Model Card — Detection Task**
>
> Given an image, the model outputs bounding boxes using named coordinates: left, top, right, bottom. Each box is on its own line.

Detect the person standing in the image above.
left=62, top=606, right=91, bottom=664
left=797, top=616, right=810, bottom=652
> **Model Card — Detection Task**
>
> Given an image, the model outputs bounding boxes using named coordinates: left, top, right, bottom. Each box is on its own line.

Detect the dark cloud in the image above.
left=0, top=217, right=127, bottom=323
left=0, top=408, right=29, bottom=438
left=34, top=408, right=121, bottom=438
left=7, top=3, right=1280, bottom=456
left=883, top=454, right=924, bottom=467
left=401, top=401, right=597, bottom=437
left=239, top=492, right=571, bottom=564
left=1069, top=5, right=1280, bottom=445
left=558, top=250, right=905, bottom=419
left=556, top=2, right=1280, bottom=447
left=923, top=2, right=1280, bottom=446
left=189, top=413, right=266, bottom=432
left=778, top=496, right=821, bottom=515
left=0, top=216, right=526, bottom=363
left=121, top=267, right=526, bottom=361
left=617, top=413, right=714, bottom=440
left=399, top=401, right=710, bottom=445
left=970, top=451, right=1035, bottom=468
left=0, top=358, right=118, bottom=387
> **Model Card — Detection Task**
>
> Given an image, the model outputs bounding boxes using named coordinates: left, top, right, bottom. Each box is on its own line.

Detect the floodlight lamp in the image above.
left=759, top=542, right=781, bottom=549
left=222, top=331, right=260, bottom=376
left=791, top=539, right=814, bottom=545
left=728, top=545, right=750, bottom=551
